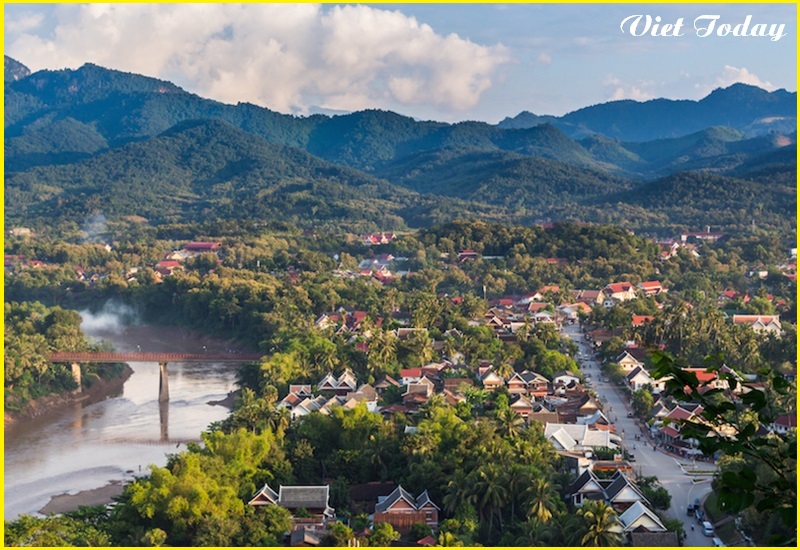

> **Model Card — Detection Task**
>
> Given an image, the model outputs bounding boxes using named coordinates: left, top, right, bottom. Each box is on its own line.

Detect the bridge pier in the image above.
left=159, top=362, right=169, bottom=402
left=71, top=363, right=82, bottom=391
left=159, top=399, right=169, bottom=441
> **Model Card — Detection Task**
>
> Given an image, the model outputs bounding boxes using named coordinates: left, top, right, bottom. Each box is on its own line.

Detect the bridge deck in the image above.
left=49, top=352, right=263, bottom=363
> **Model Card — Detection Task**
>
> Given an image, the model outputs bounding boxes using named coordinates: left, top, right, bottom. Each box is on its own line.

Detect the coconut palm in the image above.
left=442, top=469, right=475, bottom=514
left=525, top=478, right=558, bottom=524
left=577, top=500, right=623, bottom=547
left=496, top=407, right=524, bottom=439
left=471, top=463, right=508, bottom=541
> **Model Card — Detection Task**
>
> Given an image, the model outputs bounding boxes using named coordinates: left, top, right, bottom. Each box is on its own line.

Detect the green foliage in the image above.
left=651, top=351, right=796, bottom=545
left=4, top=301, right=124, bottom=410
left=631, top=388, right=654, bottom=418
left=369, top=522, right=401, bottom=546
left=4, top=514, right=111, bottom=547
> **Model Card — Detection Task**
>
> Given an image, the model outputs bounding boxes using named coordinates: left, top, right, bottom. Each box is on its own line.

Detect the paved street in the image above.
left=563, top=324, right=716, bottom=547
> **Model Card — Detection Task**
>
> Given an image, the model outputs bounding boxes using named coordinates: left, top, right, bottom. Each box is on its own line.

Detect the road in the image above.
left=563, top=324, right=715, bottom=547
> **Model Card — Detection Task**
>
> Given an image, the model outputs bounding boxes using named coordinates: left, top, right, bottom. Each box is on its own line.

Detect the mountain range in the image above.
left=4, top=56, right=796, bottom=236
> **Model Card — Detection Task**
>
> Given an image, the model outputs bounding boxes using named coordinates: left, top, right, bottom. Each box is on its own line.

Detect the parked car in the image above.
left=712, top=536, right=725, bottom=546
left=687, top=504, right=696, bottom=516
left=702, top=521, right=714, bottom=536
left=695, top=508, right=705, bottom=522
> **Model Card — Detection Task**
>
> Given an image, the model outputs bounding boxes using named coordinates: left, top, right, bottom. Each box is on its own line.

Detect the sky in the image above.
left=3, top=3, right=797, bottom=123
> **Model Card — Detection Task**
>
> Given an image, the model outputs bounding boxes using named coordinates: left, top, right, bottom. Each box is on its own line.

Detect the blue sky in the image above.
left=4, top=3, right=796, bottom=122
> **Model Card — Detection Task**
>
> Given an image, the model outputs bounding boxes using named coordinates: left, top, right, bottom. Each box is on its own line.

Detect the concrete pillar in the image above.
left=159, top=399, right=169, bottom=441
left=158, top=362, right=169, bottom=402
left=71, top=363, right=82, bottom=391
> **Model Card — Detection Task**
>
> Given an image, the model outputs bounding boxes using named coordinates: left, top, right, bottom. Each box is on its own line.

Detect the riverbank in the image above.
left=38, top=480, right=129, bottom=515
left=4, top=365, right=134, bottom=429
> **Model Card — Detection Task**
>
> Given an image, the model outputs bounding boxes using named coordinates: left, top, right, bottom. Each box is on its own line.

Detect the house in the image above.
left=184, top=241, right=222, bottom=253
left=568, top=469, right=650, bottom=515
left=568, top=469, right=608, bottom=507
left=680, top=231, right=724, bottom=243
left=317, top=369, right=358, bottom=395
left=605, top=472, right=650, bottom=513
left=637, top=281, right=663, bottom=296
left=289, top=384, right=312, bottom=397
left=403, top=376, right=435, bottom=404
left=626, top=367, right=657, bottom=392
left=480, top=369, right=504, bottom=392
left=510, top=394, right=534, bottom=420
left=732, top=314, right=782, bottom=335
left=249, top=485, right=335, bottom=531
left=631, top=315, right=655, bottom=327
left=603, top=282, right=637, bottom=302
left=544, top=423, right=621, bottom=453
left=556, top=394, right=604, bottom=423
left=617, top=500, right=667, bottom=532
left=443, top=378, right=474, bottom=393
left=521, top=370, right=550, bottom=398
left=553, top=371, right=580, bottom=386
left=506, top=372, right=529, bottom=395
left=400, top=368, right=422, bottom=386
left=629, top=531, right=680, bottom=547
left=361, top=233, right=397, bottom=246
left=531, top=285, right=560, bottom=302
left=154, top=259, right=182, bottom=276
left=373, top=486, right=439, bottom=535
left=616, top=350, right=645, bottom=372
left=374, top=375, right=401, bottom=395
left=558, top=302, right=592, bottom=320
left=770, top=414, right=797, bottom=434
left=571, top=289, right=605, bottom=306
left=457, top=249, right=479, bottom=262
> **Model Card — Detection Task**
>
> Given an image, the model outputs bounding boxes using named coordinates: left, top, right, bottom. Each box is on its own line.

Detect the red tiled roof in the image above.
left=661, top=426, right=680, bottom=438
left=639, top=281, right=662, bottom=289
left=401, top=368, right=422, bottom=378
left=774, top=414, right=797, bottom=427
left=631, top=315, right=654, bottom=326
left=156, top=260, right=182, bottom=268
left=605, top=282, right=633, bottom=293
left=732, top=315, right=780, bottom=324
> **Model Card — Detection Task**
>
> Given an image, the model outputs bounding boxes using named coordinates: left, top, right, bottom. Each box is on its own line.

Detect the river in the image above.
left=4, top=320, right=247, bottom=520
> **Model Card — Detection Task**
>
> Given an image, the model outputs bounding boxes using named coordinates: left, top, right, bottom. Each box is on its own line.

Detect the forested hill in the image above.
left=5, top=58, right=795, bottom=177
left=4, top=119, right=508, bottom=232
left=3, top=57, right=796, bottom=236
left=4, top=55, right=30, bottom=82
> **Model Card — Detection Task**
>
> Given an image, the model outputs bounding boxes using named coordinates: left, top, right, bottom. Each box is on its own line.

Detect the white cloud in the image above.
left=536, top=53, right=552, bottom=65
left=5, top=12, right=44, bottom=34
left=6, top=4, right=509, bottom=115
left=714, top=65, right=775, bottom=90
left=603, top=76, right=655, bottom=102
left=691, top=65, right=776, bottom=97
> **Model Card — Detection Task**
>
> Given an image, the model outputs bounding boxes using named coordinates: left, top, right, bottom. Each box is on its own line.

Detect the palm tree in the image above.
left=494, top=361, right=514, bottom=381
left=442, top=469, right=475, bottom=514
left=502, top=463, right=530, bottom=521
left=436, top=531, right=464, bottom=547
left=577, top=500, right=623, bottom=547
left=422, top=394, right=447, bottom=418
left=472, top=464, right=508, bottom=541
left=516, top=517, right=554, bottom=546
left=525, top=478, right=558, bottom=524
left=496, top=407, right=524, bottom=439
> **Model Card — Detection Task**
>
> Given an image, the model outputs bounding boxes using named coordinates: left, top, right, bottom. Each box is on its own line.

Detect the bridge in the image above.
left=49, top=352, right=263, bottom=402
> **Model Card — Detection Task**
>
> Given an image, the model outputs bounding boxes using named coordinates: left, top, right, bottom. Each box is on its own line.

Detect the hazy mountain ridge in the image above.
left=499, top=83, right=796, bottom=141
